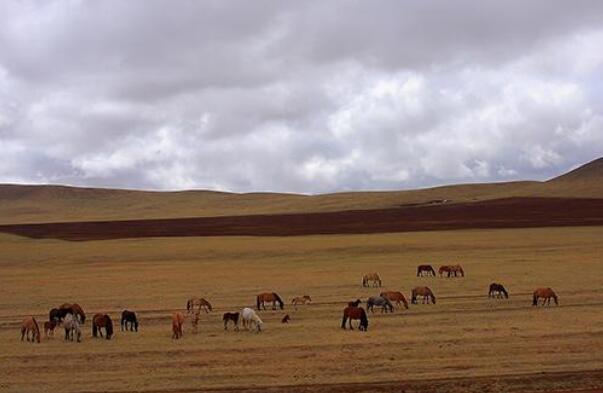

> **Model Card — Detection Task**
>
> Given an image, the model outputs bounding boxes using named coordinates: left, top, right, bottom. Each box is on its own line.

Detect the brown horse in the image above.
left=291, top=295, right=312, bottom=309
left=438, top=265, right=465, bottom=277
left=223, top=312, right=239, bottom=331
left=172, top=312, right=185, bottom=339
left=411, top=287, right=436, bottom=304
left=341, top=306, right=368, bottom=331
left=21, top=317, right=41, bottom=343
left=489, top=283, right=509, bottom=299
left=533, top=288, right=558, bottom=306
left=44, top=320, right=57, bottom=338
left=380, top=291, right=409, bottom=309
left=256, top=292, right=284, bottom=310
left=186, top=297, right=212, bottom=314
left=92, top=313, right=114, bottom=340
left=417, top=264, right=436, bottom=277
left=59, top=303, right=86, bottom=324
left=362, top=272, right=382, bottom=287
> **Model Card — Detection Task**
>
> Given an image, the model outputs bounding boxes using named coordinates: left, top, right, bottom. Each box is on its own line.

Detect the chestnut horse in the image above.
left=489, top=283, right=509, bottom=299
left=21, top=317, right=41, bottom=343
left=44, top=320, right=57, bottom=338
left=186, top=297, right=212, bottom=314
left=533, top=288, right=558, bottom=306
left=341, top=306, right=368, bottom=331
left=439, top=265, right=465, bottom=277
left=256, top=292, right=284, bottom=310
left=380, top=291, right=409, bottom=309
left=411, top=287, right=436, bottom=304
left=92, top=313, right=114, bottom=340
left=59, top=303, right=86, bottom=324
left=291, top=295, right=312, bottom=309
left=121, top=310, right=138, bottom=332
left=223, top=312, right=239, bottom=331
left=417, top=264, right=436, bottom=277
left=362, top=272, right=382, bottom=287
left=172, top=312, right=185, bottom=339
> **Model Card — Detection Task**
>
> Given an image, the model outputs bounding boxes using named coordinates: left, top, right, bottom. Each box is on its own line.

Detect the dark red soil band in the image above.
left=1, top=197, right=602, bottom=241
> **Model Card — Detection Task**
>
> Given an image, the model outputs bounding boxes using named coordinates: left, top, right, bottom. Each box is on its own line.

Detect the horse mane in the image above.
left=272, top=293, right=284, bottom=309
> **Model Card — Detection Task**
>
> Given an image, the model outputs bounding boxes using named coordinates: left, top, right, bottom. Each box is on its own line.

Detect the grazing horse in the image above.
left=380, top=291, right=409, bottom=309
left=223, top=312, right=240, bottom=331
left=186, top=297, right=212, bottom=314
left=533, top=288, right=558, bottom=306
left=489, top=283, right=509, bottom=299
left=417, top=264, right=436, bottom=277
left=59, top=303, right=86, bottom=324
left=121, top=310, right=138, bottom=332
left=341, top=306, right=368, bottom=331
left=92, top=314, right=114, bottom=340
left=362, top=272, right=382, bottom=287
left=291, top=295, right=312, bottom=309
left=256, top=292, right=284, bottom=310
left=20, top=317, right=41, bottom=343
left=439, top=265, right=465, bottom=277
left=411, top=287, right=436, bottom=304
left=366, top=296, right=394, bottom=313
left=43, top=320, right=57, bottom=338
left=63, top=314, right=81, bottom=342
left=172, top=312, right=185, bottom=339
left=347, top=299, right=362, bottom=307
left=241, top=307, right=264, bottom=332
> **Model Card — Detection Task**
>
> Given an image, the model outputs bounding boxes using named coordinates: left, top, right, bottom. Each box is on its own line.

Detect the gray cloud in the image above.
left=0, top=1, right=602, bottom=193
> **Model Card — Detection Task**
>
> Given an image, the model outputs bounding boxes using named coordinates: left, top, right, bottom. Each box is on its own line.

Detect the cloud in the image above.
left=0, top=1, right=602, bottom=192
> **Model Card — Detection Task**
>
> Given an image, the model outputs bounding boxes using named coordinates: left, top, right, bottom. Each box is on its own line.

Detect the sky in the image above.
left=1, top=1, right=602, bottom=193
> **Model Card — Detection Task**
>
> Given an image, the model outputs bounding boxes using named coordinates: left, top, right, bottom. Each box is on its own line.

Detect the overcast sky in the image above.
left=1, top=1, right=602, bottom=193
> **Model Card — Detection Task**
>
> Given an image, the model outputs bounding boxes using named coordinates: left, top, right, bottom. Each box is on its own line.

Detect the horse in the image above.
left=121, top=310, right=138, bottom=332
left=417, top=264, right=436, bottom=277
left=341, top=306, right=368, bottom=331
left=256, top=292, right=284, bottom=310
left=366, top=296, right=394, bottom=313
left=59, top=303, right=86, bottom=324
left=533, top=288, right=558, bottom=306
left=439, top=265, right=465, bottom=277
left=186, top=297, right=212, bottom=314
left=172, top=312, right=185, bottom=339
left=20, top=317, right=41, bottom=343
left=281, top=314, right=290, bottom=323
left=411, top=287, right=436, bottom=304
left=63, top=313, right=81, bottom=342
left=49, top=307, right=73, bottom=323
left=488, top=283, right=509, bottom=299
left=223, top=312, right=239, bottom=331
left=380, top=291, right=409, bottom=309
left=241, top=307, right=264, bottom=332
left=43, top=320, right=57, bottom=338
left=362, top=272, right=382, bottom=287
left=347, top=299, right=362, bottom=307
left=291, top=295, right=312, bottom=309
left=92, top=314, right=114, bottom=340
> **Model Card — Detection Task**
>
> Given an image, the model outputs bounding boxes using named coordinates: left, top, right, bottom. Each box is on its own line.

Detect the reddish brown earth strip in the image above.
left=1, top=197, right=602, bottom=241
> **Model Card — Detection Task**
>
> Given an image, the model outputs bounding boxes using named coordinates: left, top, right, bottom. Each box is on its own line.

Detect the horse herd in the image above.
left=19, top=264, right=559, bottom=343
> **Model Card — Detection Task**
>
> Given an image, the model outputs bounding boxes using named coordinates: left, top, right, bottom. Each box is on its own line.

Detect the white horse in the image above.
left=241, top=307, right=263, bottom=332
left=63, top=313, right=81, bottom=342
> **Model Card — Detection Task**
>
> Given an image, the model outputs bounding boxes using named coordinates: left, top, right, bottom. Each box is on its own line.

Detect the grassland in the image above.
left=1, top=226, right=602, bottom=392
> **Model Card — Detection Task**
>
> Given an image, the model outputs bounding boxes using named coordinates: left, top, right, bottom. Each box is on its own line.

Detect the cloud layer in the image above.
left=1, top=1, right=602, bottom=193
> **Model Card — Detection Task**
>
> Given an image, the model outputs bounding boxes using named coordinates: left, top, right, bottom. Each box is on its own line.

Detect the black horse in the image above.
left=489, top=283, right=509, bottom=299
left=120, top=310, right=139, bottom=332
left=417, top=264, right=436, bottom=277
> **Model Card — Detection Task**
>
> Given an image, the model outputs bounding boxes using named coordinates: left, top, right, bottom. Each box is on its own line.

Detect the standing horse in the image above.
left=20, top=317, right=41, bottom=343
left=241, top=307, right=264, bottom=332
left=417, top=264, right=436, bottom=277
left=362, top=273, right=382, bottom=287
left=256, top=292, right=284, bottom=310
left=533, top=288, right=558, bottom=306
left=121, top=310, right=138, bottom=332
left=63, top=314, right=81, bottom=342
left=366, top=296, right=394, bottom=313
left=59, top=303, right=86, bottom=324
left=223, top=312, right=240, bottom=331
left=92, top=314, right=114, bottom=340
left=489, top=283, right=509, bottom=299
left=341, top=306, right=368, bottom=331
left=44, top=320, right=57, bottom=338
left=186, top=297, right=212, bottom=314
left=380, top=291, right=409, bottom=309
left=172, top=312, right=185, bottom=339
left=291, top=295, right=312, bottom=309
left=411, top=287, right=436, bottom=304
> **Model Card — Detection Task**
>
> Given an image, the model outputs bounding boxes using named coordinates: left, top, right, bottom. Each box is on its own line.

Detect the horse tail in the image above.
left=402, top=295, right=409, bottom=309
left=341, top=313, right=347, bottom=329
left=256, top=295, right=261, bottom=310
left=553, top=292, right=558, bottom=305
left=532, top=292, right=538, bottom=306
left=431, top=292, right=436, bottom=304
left=362, top=276, right=366, bottom=287
left=105, top=316, right=113, bottom=339
left=32, top=317, right=41, bottom=342
left=411, top=289, right=416, bottom=304
left=92, top=321, right=98, bottom=337
left=207, top=301, right=213, bottom=311
left=459, top=267, right=465, bottom=277
left=273, top=293, right=284, bottom=309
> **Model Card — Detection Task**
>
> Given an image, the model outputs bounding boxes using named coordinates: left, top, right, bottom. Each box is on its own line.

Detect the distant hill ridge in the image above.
left=0, top=157, right=601, bottom=225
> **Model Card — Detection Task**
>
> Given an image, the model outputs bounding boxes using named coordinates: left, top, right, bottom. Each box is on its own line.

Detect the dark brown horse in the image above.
left=223, top=312, right=239, bottom=331
left=438, top=265, right=465, bottom=277
left=92, top=313, right=114, bottom=339
left=44, top=320, right=57, bottom=338
left=411, top=287, right=436, bottom=304
left=380, top=291, right=409, bottom=309
left=489, top=283, right=509, bottom=299
left=59, top=303, right=86, bottom=324
left=417, top=264, right=436, bottom=277
left=172, top=312, right=185, bottom=339
left=121, top=310, right=138, bottom=332
left=533, top=287, right=558, bottom=306
left=256, top=292, right=284, bottom=310
left=341, top=306, right=368, bottom=331
left=21, top=317, right=41, bottom=343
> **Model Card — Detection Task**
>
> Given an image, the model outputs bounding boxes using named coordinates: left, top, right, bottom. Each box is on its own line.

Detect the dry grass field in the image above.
left=1, top=226, right=602, bottom=392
